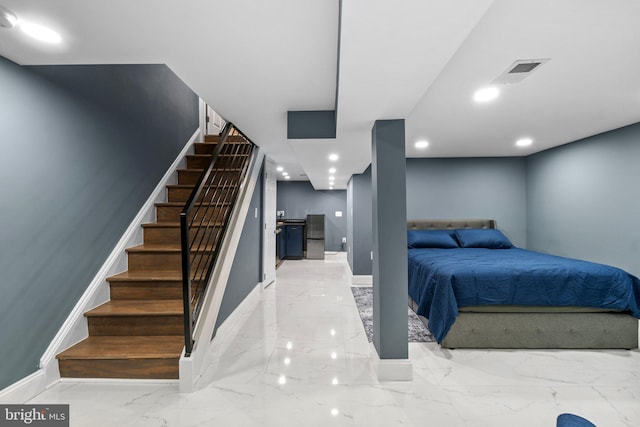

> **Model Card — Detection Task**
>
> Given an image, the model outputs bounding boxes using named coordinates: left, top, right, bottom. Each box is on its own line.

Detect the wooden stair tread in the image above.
left=203, top=135, right=247, bottom=142
left=166, top=184, right=238, bottom=189
left=57, top=336, right=183, bottom=360
left=142, top=222, right=224, bottom=228
left=86, top=300, right=183, bottom=316
left=178, top=168, right=242, bottom=173
left=187, top=153, right=243, bottom=158
left=126, top=244, right=215, bottom=253
left=126, top=244, right=179, bottom=252
left=143, top=222, right=180, bottom=227
left=155, top=201, right=232, bottom=207
left=107, top=270, right=182, bottom=281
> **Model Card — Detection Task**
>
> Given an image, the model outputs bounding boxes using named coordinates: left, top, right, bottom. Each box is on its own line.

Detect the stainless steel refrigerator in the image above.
left=306, top=214, right=325, bottom=259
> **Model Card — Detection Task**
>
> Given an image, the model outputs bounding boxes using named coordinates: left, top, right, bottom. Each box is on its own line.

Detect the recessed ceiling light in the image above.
left=0, top=5, right=17, bottom=29
left=328, top=167, right=336, bottom=174
left=473, top=86, right=500, bottom=103
left=515, top=137, right=533, bottom=147
left=415, top=140, right=429, bottom=149
left=276, top=166, right=283, bottom=172
left=284, top=176, right=291, bottom=180
left=20, top=21, right=62, bottom=44
left=282, top=171, right=288, bottom=176
left=328, top=153, right=339, bottom=162
left=329, top=186, right=334, bottom=190
left=329, top=175, right=335, bottom=180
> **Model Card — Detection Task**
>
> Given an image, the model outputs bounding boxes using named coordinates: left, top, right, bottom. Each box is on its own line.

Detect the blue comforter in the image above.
left=408, top=248, right=640, bottom=343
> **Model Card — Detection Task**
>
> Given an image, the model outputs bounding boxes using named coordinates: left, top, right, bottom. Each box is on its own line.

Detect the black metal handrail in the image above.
left=180, top=122, right=255, bottom=355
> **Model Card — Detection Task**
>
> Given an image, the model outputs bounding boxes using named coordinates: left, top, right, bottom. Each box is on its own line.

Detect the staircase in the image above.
left=56, top=134, right=250, bottom=379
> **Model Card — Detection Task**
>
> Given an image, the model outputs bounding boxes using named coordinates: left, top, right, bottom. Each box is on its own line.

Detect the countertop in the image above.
left=276, top=219, right=306, bottom=226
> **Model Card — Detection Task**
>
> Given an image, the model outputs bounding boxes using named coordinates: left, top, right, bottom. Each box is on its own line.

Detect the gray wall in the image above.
left=214, top=163, right=264, bottom=332
left=371, top=119, right=409, bottom=360
left=347, top=157, right=527, bottom=270
left=347, top=128, right=640, bottom=278
left=27, top=64, right=197, bottom=146
left=405, top=157, right=527, bottom=247
left=276, top=181, right=347, bottom=251
left=347, top=166, right=373, bottom=275
left=526, top=123, right=640, bottom=277
left=0, top=57, right=198, bottom=390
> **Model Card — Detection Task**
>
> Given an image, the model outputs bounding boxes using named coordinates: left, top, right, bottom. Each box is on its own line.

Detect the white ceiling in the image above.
left=2, top=0, right=640, bottom=189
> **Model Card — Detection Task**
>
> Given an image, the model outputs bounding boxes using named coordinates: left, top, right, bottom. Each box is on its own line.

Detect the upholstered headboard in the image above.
left=407, top=219, right=496, bottom=230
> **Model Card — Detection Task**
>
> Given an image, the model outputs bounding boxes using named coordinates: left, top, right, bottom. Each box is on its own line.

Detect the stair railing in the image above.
left=180, top=122, right=255, bottom=356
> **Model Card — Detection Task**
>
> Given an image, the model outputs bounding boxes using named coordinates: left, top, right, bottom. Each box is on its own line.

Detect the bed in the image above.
left=407, top=219, right=640, bottom=349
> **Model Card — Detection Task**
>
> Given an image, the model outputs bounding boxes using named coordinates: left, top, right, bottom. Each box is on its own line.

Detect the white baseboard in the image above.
left=0, top=371, right=47, bottom=404
left=369, top=342, right=413, bottom=381
left=351, top=275, right=373, bottom=286
left=8, top=128, right=203, bottom=399
left=57, top=378, right=177, bottom=386
left=346, top=260, right=373, bottom=286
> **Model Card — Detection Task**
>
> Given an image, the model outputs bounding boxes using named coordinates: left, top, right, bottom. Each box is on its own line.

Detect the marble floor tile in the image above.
left=27, top=253, right=640, bottom=426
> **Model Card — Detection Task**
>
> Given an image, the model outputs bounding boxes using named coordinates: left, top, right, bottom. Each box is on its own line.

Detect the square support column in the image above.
left=370, top=119, right=411, bottom=380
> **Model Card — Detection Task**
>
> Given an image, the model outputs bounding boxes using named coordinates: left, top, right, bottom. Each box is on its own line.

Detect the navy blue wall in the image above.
left=215, top=163, right=264, bottom=332
left=277, top=181, right=347, bottom=252
left=0, top=57, right=198, bottom=390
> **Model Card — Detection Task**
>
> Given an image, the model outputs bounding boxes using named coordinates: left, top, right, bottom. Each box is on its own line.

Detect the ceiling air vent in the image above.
left=492, top=59, right=549, bottom=84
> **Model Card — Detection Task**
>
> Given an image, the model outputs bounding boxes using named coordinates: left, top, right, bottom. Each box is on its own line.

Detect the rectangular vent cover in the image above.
left=493, top=59, right=549, bottom=84
left=509, top=62, right=541, bottom=73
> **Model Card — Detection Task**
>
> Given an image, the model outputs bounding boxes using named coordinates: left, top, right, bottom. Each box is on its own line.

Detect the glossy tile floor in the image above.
left=30, top=253, right=640, bottom=426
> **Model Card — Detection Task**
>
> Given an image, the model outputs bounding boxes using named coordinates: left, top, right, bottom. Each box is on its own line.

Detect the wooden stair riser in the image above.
left=143, top=224, right=223, bottom=246
left=109, top=281, right=181, bottom=300
left=156, top=204, right=231, bottom=222
left=167, top=186, right=237, bottom=203
left=87, top=315, right=183, bottom=336
left=58, top=358, right=178, bottom=380
left=127, top=250, right=213, bottom=271
left=178, top=169, right=241, bottom=185
left=186, top=154, right=247, bottom=169
left=108, top=279, right=203, bottom=300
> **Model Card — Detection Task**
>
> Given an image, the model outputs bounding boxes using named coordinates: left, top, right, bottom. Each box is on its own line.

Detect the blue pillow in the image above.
left=407, top=230, right=459, bottom=249
left=454, top=228, right=513, bottom=249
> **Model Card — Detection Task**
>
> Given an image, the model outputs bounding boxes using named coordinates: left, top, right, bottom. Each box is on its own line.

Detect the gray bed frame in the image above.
left=408, top=219, right=639, bottom=349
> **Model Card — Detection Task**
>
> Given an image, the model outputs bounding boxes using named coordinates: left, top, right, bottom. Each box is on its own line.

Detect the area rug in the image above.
left=350, top=287, right=434, bottom=342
